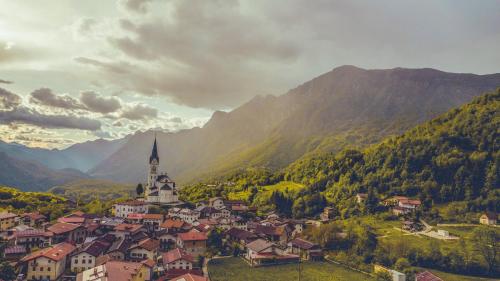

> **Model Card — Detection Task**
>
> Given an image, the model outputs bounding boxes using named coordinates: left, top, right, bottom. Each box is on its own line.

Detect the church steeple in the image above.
left=149, top=135, right=159, bottom=164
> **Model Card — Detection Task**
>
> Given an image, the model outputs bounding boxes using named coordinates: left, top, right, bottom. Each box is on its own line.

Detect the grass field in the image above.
left=208, top=257, right=374, bottom=281
left=415, top=267, right=499, bottom=281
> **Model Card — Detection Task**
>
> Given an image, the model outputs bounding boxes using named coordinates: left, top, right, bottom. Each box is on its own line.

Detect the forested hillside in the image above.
left=181, top=89, right=500, bottom=218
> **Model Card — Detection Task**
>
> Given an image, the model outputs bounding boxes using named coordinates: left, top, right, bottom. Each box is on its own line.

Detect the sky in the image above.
left=0, top=0, right=499, bottom=149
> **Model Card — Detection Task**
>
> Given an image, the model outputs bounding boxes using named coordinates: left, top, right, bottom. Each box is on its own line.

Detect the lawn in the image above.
left=415, top=267, right=498, bottom=281
left=208, top=257, right=374, bottom=281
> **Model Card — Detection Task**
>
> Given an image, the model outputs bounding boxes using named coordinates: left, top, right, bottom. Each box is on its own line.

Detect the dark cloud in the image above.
left=120, top=103, right=157, bottom=120
left=80, top=91, right=122, bottom=113
left=0, top=79, right=13, bottom=84
left=169, top=117, right=182, bottom=123
left=0, top=106, right=101, bottom=131
left=30, top=88, right=84, bottom=110
left=0, top=87, right=22, bottom=109
left=81, top=0, right=300, bottom=109
left=75, top=17, right=98, bottom=37
left=120, top=0, right=152, bottom=14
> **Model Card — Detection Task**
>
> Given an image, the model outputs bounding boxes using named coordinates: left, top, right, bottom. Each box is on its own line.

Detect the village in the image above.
left=0, top=138, right=497, bottom=281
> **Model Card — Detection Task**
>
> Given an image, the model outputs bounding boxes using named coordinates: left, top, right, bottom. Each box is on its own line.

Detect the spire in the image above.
left=149, top=134, right=159, bottom=164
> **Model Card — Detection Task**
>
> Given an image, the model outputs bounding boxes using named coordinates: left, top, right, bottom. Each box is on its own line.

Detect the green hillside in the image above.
left=0, top=186, right=72, bottom=220
left=181, top=89, right=500, bottom=217
left=49, top=179, right=135, bottom=202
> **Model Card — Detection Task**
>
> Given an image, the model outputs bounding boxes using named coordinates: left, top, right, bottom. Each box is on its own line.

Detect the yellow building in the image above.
left=20, top=242, right=76, bottom=281
left=0, top=212, right=18, bottom=231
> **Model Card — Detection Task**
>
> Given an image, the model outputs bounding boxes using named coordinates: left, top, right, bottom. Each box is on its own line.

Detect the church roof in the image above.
left=150, top=137, right=159, bottom=164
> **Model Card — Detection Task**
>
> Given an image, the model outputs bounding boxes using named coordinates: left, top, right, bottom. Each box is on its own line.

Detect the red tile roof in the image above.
left=415, top=271, right=443, bottom=281
left=131, top=238, right=160, bottom=251
left=47, top=222, right=81, bottom=234
left=0, top=212, right=17, bottom=219
left=163, top=248, right=194, bottom=264
left=57, top=217, right=85, bottom=224
left=161, top=219, right=186, bottom=229
left=21, top=242, right=76, bottom=262
left=178, top=231, right=207, bottom=242
left=115, top=200, right=147, bottom=206
left=114, top=223, right=143, bottom=233
left=102, top=261, right=144, bottom=280
left=171, top=273, right=208, bottom=281
left=143, top=213, right=163, bottom=220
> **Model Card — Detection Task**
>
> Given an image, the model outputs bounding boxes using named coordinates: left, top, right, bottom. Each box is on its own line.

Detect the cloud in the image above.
left=80, top=91, right=122, bottom=113
left=76, top=0, right=301, bottom=109
left=0, top=106, right=101, bottom=131
left=0, top=87, right=22, bottom=109
left=0, top=79, right=13, bottom=84
left=30, top=88, right=84, bottom=110
left=93, top=130, right=113, bottom=139
left=120, top=0, right=152, bottom=14
left=120, top=103, right=157, bottom=120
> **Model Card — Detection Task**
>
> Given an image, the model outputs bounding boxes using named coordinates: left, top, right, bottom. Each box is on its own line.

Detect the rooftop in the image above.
left=47, top=222, right=81, bottom=234
left=163, top=248, right=194, bottom=264
left=178, top=230, right=208, bottom=242
left=21, top=242, right=76, bottom=262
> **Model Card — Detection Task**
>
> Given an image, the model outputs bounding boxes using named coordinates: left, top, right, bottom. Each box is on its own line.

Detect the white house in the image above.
left=113, top=200, right=149, bottom=218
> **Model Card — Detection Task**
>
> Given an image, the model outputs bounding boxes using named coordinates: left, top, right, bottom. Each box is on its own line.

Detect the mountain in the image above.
left=180, top=89, right=500, bottom=218
left=0, top=137, right=129, bottom=172
left=0, top=152, right=90, bottom=191
left=90, top=66, right=500, bottom=184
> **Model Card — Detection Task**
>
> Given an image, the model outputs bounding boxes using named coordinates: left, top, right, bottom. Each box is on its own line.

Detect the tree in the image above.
left=472, top=226, right=499, bottom=274
left=0, top=261, right=16, bottom=281
left=394, top=257, right=410, bottom=271
left=375, top=270, right=392, bottom=281
left=136, top=183, right=144, bottom=196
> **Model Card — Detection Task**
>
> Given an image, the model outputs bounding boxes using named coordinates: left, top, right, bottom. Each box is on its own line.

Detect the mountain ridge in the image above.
left=89, top=65, right=500, bottom=184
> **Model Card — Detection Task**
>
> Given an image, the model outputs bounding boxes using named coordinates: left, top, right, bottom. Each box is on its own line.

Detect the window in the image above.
left=48, top=267, right=51, bottom=272
left=74, top=259, right=78, bottom=264
left=40, top=267, right=43, bottom=271
left=82, top=259, right=86, bottom=264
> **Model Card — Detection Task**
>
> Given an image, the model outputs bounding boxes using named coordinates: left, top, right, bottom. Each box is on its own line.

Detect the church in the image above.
left=144, top=137, right=179, bottom=204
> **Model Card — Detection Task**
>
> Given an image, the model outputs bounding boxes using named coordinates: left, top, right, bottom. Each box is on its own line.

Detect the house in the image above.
left=398, top=199, right=421, bottom=210
left=197, top=207, right=223, bottom=220
left=177, top=230, right=208, bottom=257
left=415, top=271, right=443, bottom=281
left=176, top=209, right=201, bottom=224
left=208, top=197, right=225, bottom=210
left=374, top=264, right=406, bottom=281
left=20, top=212, right=47, bottom=227
left=162, top=248, right=195, bottom=271
left=0, top=212, right=18, bottom=231
left=20, top=242, right=76, bottom=281
left=8, top=229, right=53, bottom=250
left=319, top=207, right=335, bottom=221
left=170, top=273, right=208, bottom=281
left=47, top=222, right=87, bottom=244
left=254, top=224, right=291, bottom=244
left=113, top=200, right=149, bottom=218
left=106, top=237, right=131, bottom=261
left=143, top=213, right=164, bottom=230
left=479, top=212, right=497, bottom=225
left=393, top=206, right=411, bottom=216
left=225, top=228, right=258, bottom=246
left=71, top=240, right=110, bottom=273
left=286, top=238, right=323, bottom=260
left=127, top=213, right=146, bottom=224
left=112, top=223, right=145, bottom=240
left=76, top=260, right=151, bottom=281
left=356, top=193, right=368, bottom=204
left=128, top=238, right=160, bottom=261
left=245, top=239, right=299, bottom=267
left=4, top=245, right=27, bottom=261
